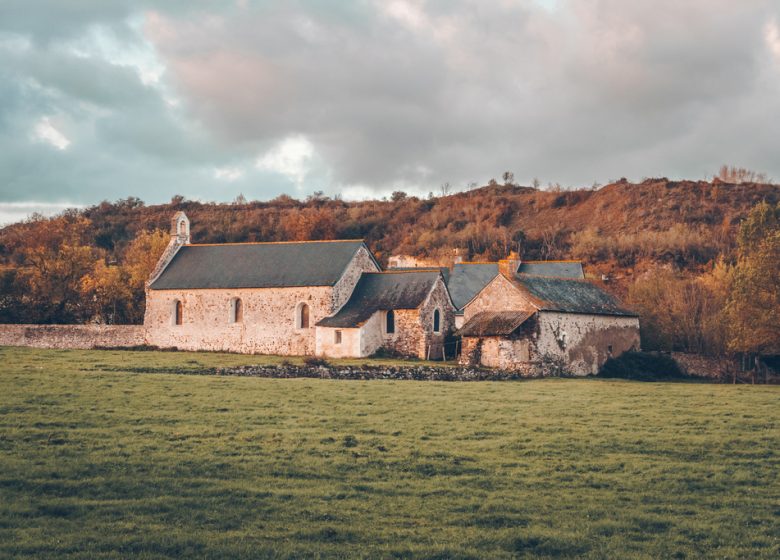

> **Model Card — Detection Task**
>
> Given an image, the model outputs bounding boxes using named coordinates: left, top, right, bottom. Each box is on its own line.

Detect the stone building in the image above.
left=142, top=212, right=637, bottom=369
left=144, top=212, right=453, bottom=358
left=316, top=270, right=455, bottom=359
left=457, top=255, right=639, bottom=375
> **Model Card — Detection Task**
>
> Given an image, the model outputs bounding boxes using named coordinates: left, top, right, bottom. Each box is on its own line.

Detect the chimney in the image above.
left=498, top=251, right=521, bottom=279
left=170, top=211, right=190, bottom=245
left=453, top=247, right=464, bottom=265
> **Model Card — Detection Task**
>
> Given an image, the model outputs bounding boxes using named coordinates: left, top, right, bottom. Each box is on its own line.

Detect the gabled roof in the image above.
left=447, top=263, right=499, bottom=311
left=458, top=310, right=535, bottom=337
left=317, top=271, right=441, bottom=328
left=149, top=240, right=372, bottom=290
left=517, top=261, right=584, bottom=279
left=512, top=275, right=637, bottom=317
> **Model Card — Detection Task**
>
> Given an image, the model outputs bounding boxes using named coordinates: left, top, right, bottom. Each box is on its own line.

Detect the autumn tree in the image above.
left=15, top=216, right=98, bottom=323
left=121, top=229, right=170, bottom=323
left=726, top=201, right=780, bottom=357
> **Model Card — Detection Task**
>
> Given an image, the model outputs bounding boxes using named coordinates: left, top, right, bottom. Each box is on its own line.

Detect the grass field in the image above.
left=0, top=346, right=778, bottom=559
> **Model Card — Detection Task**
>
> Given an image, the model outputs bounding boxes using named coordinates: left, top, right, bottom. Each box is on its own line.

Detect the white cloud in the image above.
left=255, top=135, right=315, bottom=186
left=213, top=166, right=244, bottom=181
left=32, top=117, right=70, bottom=150
left=0, top=201, right=82, bottom=225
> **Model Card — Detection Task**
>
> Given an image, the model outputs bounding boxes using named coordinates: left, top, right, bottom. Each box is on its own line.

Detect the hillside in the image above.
left=0, top=178, right=777, bottom=326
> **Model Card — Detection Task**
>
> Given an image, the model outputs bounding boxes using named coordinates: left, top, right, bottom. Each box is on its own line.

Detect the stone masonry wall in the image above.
left=331, top=246, right=380, bottom=311
left=463, top=274, right=536, bottom=322
left=144, top=285, right=334, bottom=355
left=535, top=311, right=640, bottom=376
left=0, top=324, right=146, bottom=349
left=416, top=276, right=456, bottom=360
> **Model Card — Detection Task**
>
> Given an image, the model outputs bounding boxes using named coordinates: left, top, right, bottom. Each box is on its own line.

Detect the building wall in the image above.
left=144, top=285, right=334, bottom=355
left=463, top=274, right=536, bottom=321
left=144, top=246, right=378, bottom=356
left=0, top=324, right=146, bottom=349
left=315, top=325, right=361, bottom=358
left=415, top=276, right=456, bottom=360
left=331, top=246, right=380, bottom=311
left=459, top=336, right=531, bottom=370
left=359, top=311, right=385, bottom=357
left=534, top=311, right=640, bottom=375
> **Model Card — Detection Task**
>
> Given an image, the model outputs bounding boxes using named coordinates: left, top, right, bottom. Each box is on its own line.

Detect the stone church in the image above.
left=143, top=212, right=639, bottom=372
left=144, top=212, right=455, bottom=359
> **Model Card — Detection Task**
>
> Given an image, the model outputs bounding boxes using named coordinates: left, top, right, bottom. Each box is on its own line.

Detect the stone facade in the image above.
left=461, top=336, right=531, bottom=370
left=463, top=274, right=536, bottom=322
left=316, top=276, right=456, bottom=359
left=0, top=324, right=146, bottom=349
left=534, top=311, right=640, bottom=375
left=459, top=273, right=640, bottom=375
left=144, top=246, right=379, bottom=356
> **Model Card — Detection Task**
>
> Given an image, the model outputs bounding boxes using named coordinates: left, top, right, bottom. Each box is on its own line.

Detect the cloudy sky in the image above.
left=1, top=0, right=779, bottom=223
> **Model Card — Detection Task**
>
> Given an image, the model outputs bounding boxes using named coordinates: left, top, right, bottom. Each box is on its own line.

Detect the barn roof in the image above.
left=149, top=240, right=370, bottom=290
left=513, top=275, right=637, bottom=316
left=317, top=271, right=441, bottom=328
left=447, top=263, right=499, bottom=311
left=458, top=310, right=535, bottom=337
left=517, top=261, right=584, bottom=279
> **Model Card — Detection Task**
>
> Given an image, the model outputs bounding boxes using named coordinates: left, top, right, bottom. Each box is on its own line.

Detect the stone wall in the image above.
left=331, top=246, right=380, bottom=311
left=416, top=276, right=456, bottom=360
left=0, top=324, right=146, bottom=349
left=144, top=286, right=334, bottom=355
left=671, top=352, right=729, bottom=379
left=463, top=274, right=536, bottom=322
left=535, top=311, right=640, bottom=375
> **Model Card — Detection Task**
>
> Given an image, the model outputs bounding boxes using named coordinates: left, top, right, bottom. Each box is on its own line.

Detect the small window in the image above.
left=174, top=300, right=183, bottom=325
left=386, top=310, right=395, bottom=334
left=231, top=298, right=243, bottom=323
left=433, top=309, right=441, bottom=333
left=335, top=330, right=342, bottom=344
left=297, top=303, right=310, bottom=329
left=607, top=345, right=613, bottom=356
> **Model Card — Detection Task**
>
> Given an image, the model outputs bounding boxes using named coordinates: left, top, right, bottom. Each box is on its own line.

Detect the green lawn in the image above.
left=0, top=346, right=778, bottom=559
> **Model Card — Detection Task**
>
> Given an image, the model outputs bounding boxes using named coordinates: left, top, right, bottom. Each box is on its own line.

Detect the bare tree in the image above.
left=716, top=165, right=771, bottom=184
left=502, top=171, right=515, bottom=186
left=440, top=182, right=452, bottom=196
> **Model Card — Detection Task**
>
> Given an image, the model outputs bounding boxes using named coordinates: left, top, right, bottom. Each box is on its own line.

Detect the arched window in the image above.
left=296, top=303, right=310, bottom=329
left=231, top=298, right=243, bottom=323
left=386, top=310, right=395, bottom=334
left=173, top=300, right=183, bottom=325
left=433, top=309, right=441, bottom=333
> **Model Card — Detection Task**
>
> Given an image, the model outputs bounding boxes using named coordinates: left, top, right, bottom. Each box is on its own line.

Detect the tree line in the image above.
left=0, top=179, right=777, bottom=361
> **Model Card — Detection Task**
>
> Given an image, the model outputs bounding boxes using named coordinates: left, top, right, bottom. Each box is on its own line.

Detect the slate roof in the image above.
left=150, top=240, right=370, bottom=290
left=317, top=271, right=441, bottom=328
left=389, top=267, right=450, bottom=283
left=513, top=275, right=637, bottom=317
left=458, top=310, right=535, bottom=337
left=517, top=261, right=584, bottom=279
left=447, top=263, right=499, bottom=312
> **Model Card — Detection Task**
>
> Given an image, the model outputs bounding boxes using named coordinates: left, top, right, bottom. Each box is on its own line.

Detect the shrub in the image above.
left=597, top=351, right=687, bottom=381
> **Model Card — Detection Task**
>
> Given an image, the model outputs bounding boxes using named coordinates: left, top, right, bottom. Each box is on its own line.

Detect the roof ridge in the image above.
left=186, top=239, right=364, bottom=247
left=457, top=261, right=497, bottom=265
left=364, top=270, right=440, bottom=275
left=520, top=259, right=582, bottom=264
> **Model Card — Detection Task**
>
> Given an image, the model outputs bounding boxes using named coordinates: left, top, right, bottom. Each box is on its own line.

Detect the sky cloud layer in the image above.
left=1, top=0, right=779, bottom=223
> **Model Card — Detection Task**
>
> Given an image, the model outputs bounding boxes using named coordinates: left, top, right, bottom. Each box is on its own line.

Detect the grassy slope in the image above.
left=0, top=347, right=778, bottom=559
